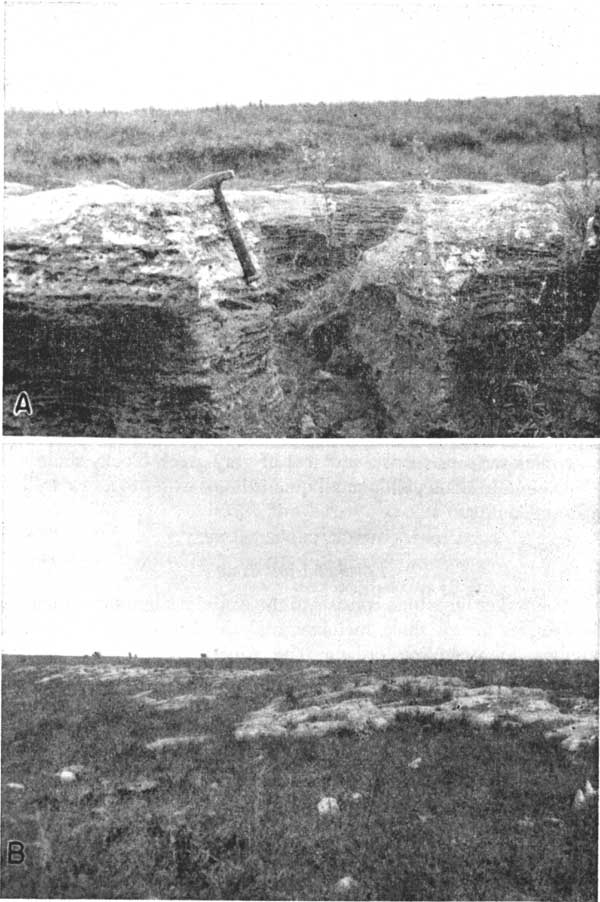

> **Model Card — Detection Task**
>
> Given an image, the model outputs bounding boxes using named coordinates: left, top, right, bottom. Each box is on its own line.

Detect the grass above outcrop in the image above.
left=5, top=95, right=600, bottom=189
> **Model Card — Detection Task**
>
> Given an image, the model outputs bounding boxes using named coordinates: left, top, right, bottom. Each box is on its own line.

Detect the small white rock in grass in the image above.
left=350, top=792, right=363, bottom=802
left=584, top=780, right=597, bottom=801
left=6, top=782, right=25, bottom=791
left=318, top=796, right=340, bottom=817
left=408, top=756, right=422, bottom=769
left=335, top=876, right=358, bottom=894
left=572, top=789, right=586, bottom=811
left=56, top=769, right=77, bottom=784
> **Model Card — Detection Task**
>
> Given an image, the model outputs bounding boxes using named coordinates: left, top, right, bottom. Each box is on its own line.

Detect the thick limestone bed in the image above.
left=234, top=674, right=598, bottom=752
left=5, top=179, right=598, bottom=437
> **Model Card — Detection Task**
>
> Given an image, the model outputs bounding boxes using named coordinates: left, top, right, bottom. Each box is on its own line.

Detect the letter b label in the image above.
left=7, top=840, right=25, bottom=864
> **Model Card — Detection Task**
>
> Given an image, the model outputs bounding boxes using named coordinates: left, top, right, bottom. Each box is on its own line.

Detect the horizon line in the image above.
left=3, top=652, right=598, bottom=662
left=5, top=92, right=599, bottom=116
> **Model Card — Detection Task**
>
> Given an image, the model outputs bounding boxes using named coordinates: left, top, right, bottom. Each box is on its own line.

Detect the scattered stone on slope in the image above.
left=317, top=796, right=340, bottom=817
left=335, top=876, right=358, bottom=894
left=56, top=769, right=78, bottom=783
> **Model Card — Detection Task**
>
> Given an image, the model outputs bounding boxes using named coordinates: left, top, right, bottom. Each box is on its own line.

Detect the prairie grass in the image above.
left=5, top=95, right=600, bottom=189
left=1, top=656, right=597, bottom=899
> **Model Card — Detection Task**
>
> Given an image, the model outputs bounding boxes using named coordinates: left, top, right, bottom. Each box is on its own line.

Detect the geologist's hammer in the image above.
left=189, top=169, right=260, bottom=285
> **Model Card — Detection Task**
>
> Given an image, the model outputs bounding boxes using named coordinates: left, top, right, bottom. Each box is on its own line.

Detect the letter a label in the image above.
left=13, top=391, right=33, bottom=417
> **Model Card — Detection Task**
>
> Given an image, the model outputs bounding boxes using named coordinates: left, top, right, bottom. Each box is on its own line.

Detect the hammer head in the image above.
left=189, top=170, right=235, bottom=191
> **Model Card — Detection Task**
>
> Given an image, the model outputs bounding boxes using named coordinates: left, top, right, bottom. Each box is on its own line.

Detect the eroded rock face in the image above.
left=3, top=184, right=316, bottom=436
left=5, top=179, right=598, bottom=436
left=4, top=181, right=406, bottom=436
left=304, top=181, right=599, bottom=436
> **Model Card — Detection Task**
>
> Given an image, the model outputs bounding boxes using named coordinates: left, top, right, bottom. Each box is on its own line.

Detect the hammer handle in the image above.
left=215, top=187, right=260, bottom=284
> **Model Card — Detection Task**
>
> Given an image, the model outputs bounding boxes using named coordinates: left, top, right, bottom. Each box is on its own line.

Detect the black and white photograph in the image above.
left=3, top=0, right=599, bottom=437
left=2, top=2, right=599, bottom=900
left=1, top=441, right=598, bottom=899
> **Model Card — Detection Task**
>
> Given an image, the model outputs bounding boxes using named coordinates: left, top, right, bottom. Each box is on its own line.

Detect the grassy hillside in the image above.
left=1, top=657, right=597, bottom=900
left=5, top=96, right=600, bottom=189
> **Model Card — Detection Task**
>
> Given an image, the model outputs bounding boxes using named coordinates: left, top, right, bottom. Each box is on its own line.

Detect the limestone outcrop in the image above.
left=5, top=179, right=598, bottom=436
left=4, top=181, right=405, bottom=436
left=3, top=183, right=320, bottom=436
left=235, top=674, right=599, bottom=752
left=300, top=181, right=599, bottom=437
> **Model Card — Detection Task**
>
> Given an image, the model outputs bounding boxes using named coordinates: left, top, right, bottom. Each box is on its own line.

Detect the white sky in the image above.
left=3, top=0, right=599, bottom=111
left=2, top=442, right=598, bottom=659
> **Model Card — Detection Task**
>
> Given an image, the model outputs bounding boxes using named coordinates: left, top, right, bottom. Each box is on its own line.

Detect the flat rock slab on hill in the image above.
left=32, top=661, right=273, bottom=688
left=235, top=674, right=598, bottom=752
left=4, top=179, right=598, bottom=436
left=145, top=735, right=208, bottom=751
left=134, top=692, right=214, bottom=711
left=36, top=663, right=189, bottom=683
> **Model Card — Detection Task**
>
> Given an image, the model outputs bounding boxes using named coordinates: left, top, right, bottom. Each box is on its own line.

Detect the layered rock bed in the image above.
left=4, top=179, right=598, bottom=436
